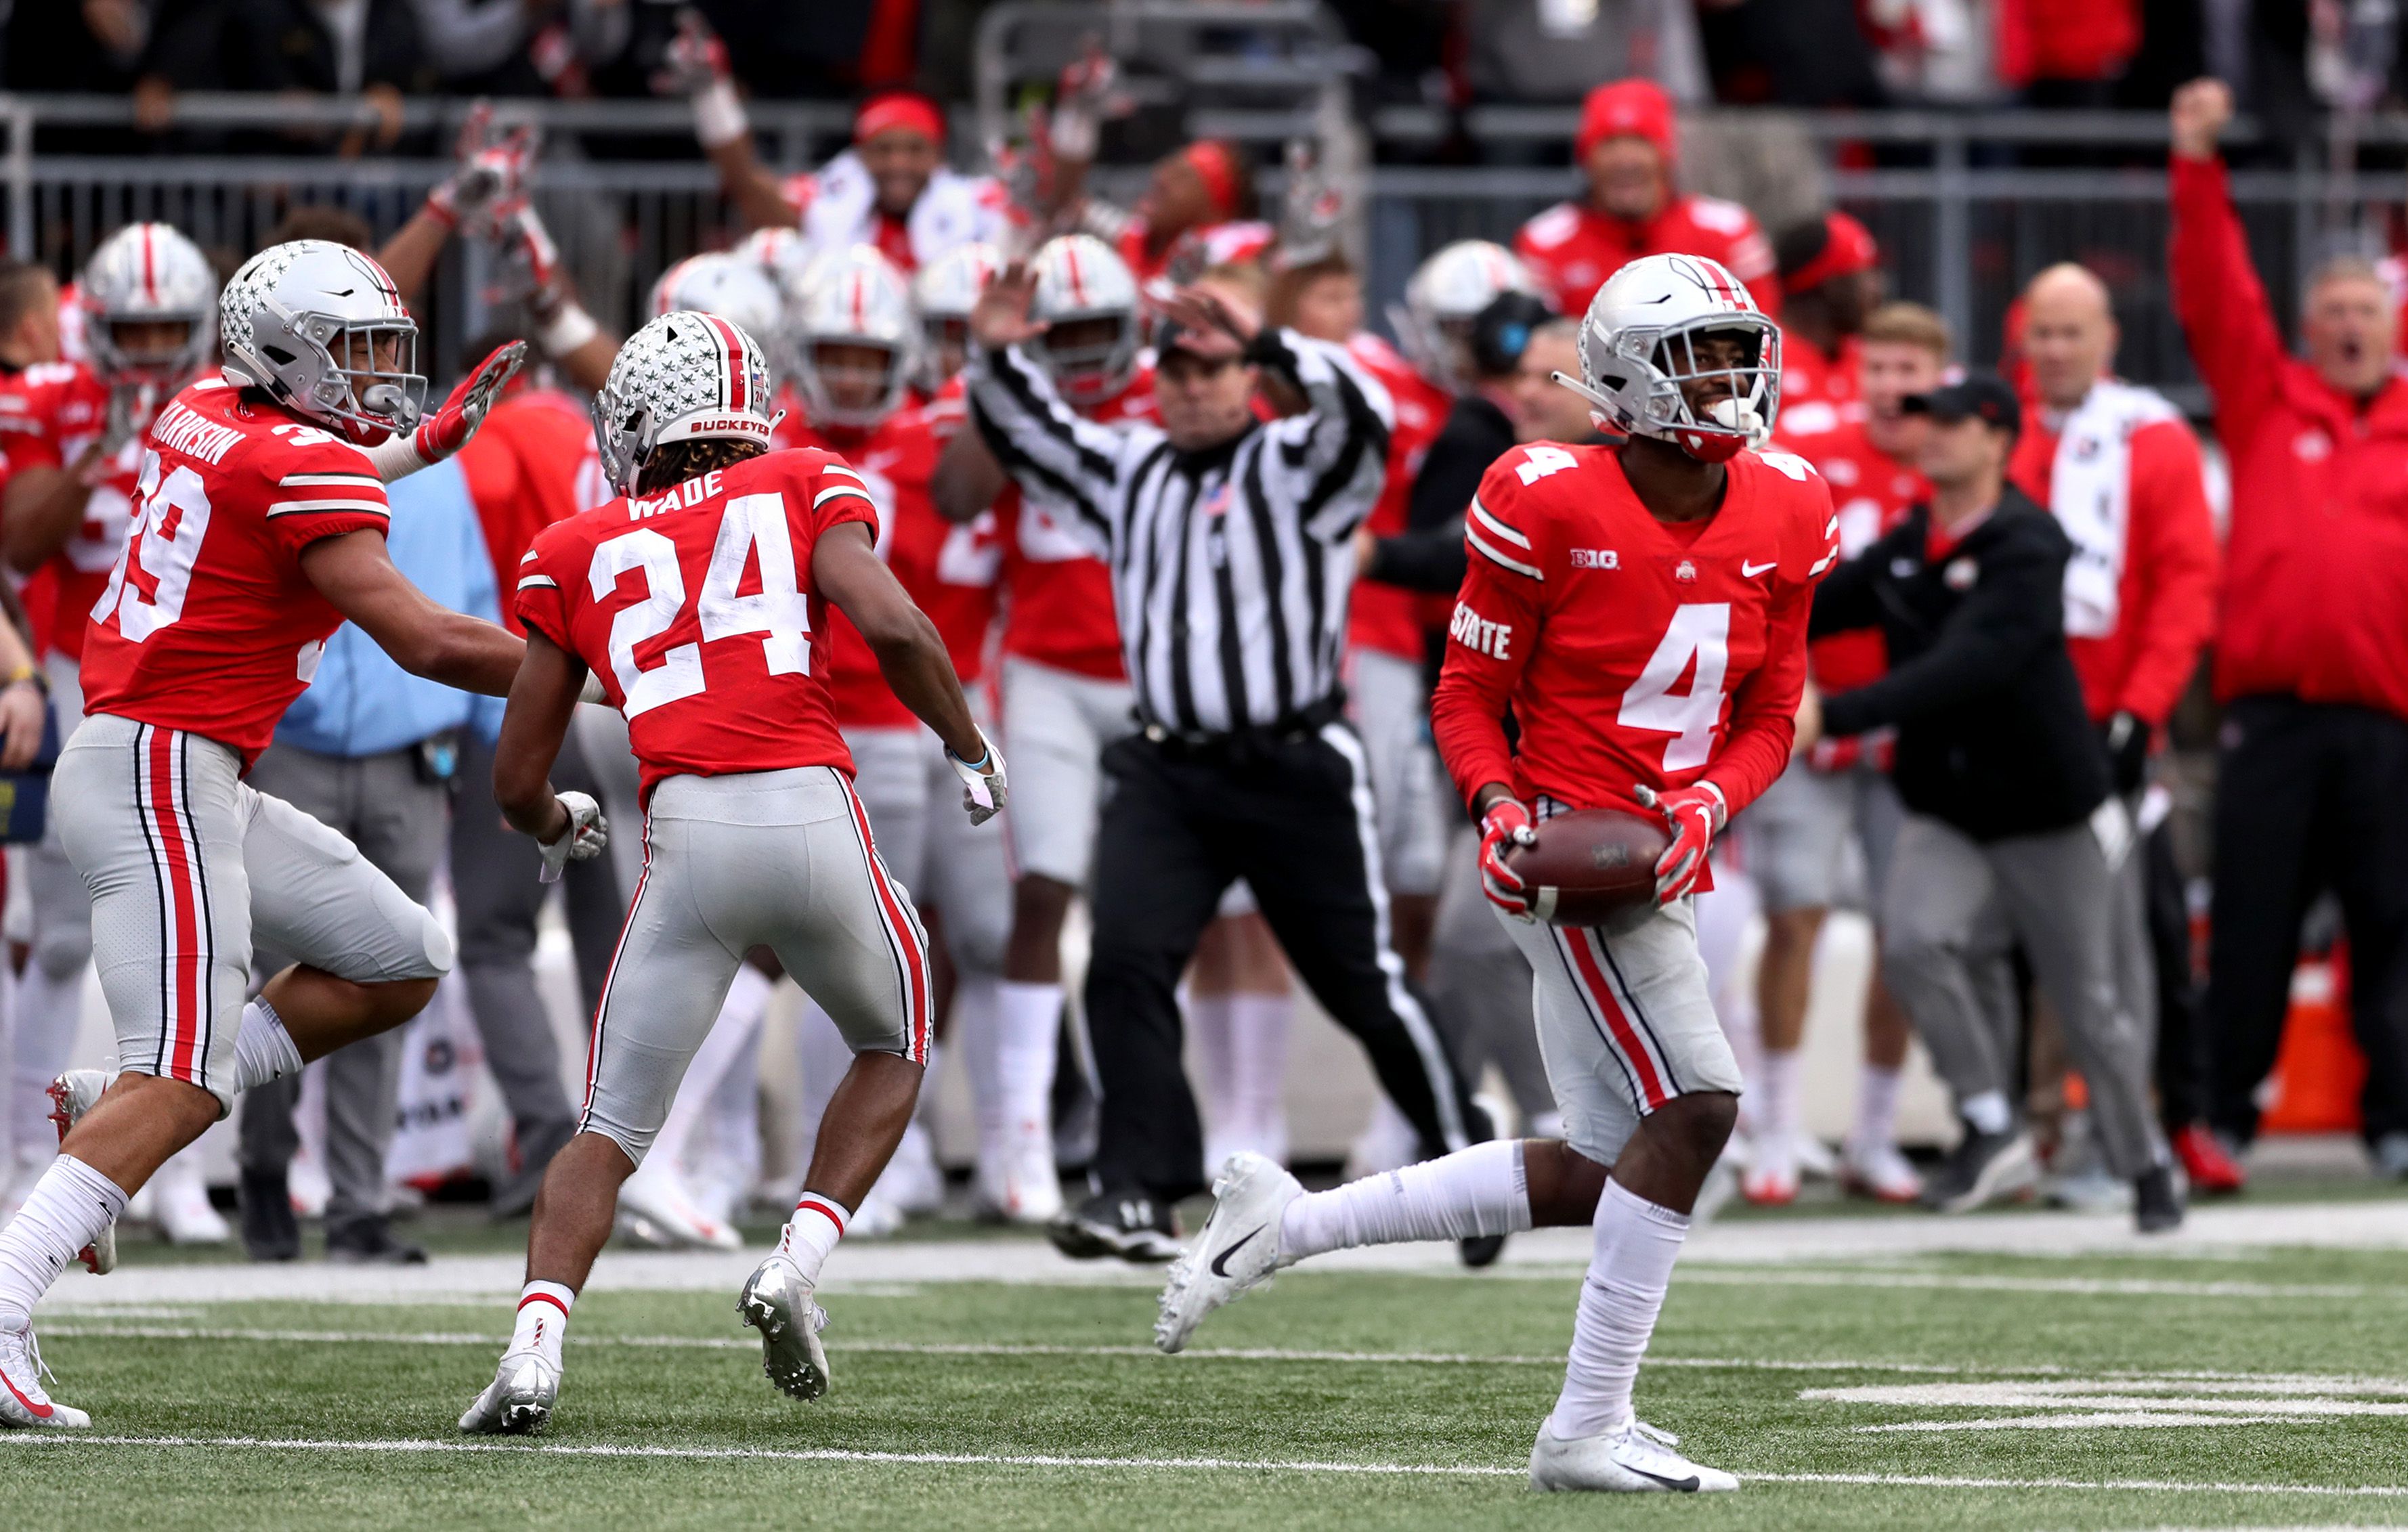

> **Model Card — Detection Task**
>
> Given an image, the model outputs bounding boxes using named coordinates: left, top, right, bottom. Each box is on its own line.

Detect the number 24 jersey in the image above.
left=514, top=449, right=878, bottom=804
left=1430, top=441, right=1839, bottom=823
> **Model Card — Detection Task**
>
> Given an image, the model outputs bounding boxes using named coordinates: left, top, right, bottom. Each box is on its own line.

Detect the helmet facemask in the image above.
left=1558, top=312, right=1780, bottom=463
left=1029, top=311, right=1138, bottom=407
left=91, top=314, right=209, bottom=389
left=800, top=336, right=909, bottom=430
left=261, top=297, right=427, bottom=441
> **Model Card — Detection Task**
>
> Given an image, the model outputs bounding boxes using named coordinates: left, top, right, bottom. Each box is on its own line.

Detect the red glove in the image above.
left=1633, top=783, right=1726, bottom=905
left=412, top=341, right=527, bottom=464
left=486, top=199, right=564, bottom=308
left=427, top=102, right=537, bottom=238
left=1477, top=798, right=1539, bottom=921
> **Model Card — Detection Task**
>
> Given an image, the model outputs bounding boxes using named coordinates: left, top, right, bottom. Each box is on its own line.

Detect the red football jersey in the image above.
left=1430, top=442, right=1836, bottom=835
left=997, top=371, right=1157, bottom=680
left=79, top=378, right=393, bottom=765
left=456, top=387, right=605, bottom=636
left=1513, top=195, right=1782, bottom=320
left=516, top=448, right=874, bottom=802
left=1345, top=332, right=1451, bottom=662
left=787, top=412, right=1001, bottom=729
left=1780, top=417, right=1924, bottom=692
left=1771, top=332, right=1861, bottom=443
left=0, top=362, right=147, bottom=661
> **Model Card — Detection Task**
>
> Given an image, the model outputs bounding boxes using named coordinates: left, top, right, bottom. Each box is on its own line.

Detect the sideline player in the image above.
left=0, top=239, right=532, bottom=1427
left=0, top=225, right=225, bottom=1236
left=1157, top=254, right=1834, bottom=1493
left=458, top=311, right=1004, bottom=1432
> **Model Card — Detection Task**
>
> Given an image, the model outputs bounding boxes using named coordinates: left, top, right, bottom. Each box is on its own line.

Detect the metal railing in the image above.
left=9, top=90, right=2408, bottom=410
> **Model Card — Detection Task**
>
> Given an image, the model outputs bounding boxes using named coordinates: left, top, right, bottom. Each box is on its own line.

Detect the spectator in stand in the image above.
left=2169, top=79, right=2408, bottom=1178
left=137, top=0, right=436, bottom=155
left=660, top=9, right=1009, bottom=273
left=1511, top=79, right=1780, bottom=320
left=1463, top=0, right=1711, bottom=106
left=1733, top=214, right=1922, bottom=1208
left=1998, top=0, right=2142, bottom=106
left=4, top=0, right=157, bottom=95
left=2005, top=262, right=2227, bottom=1198
left=1809, top=373, right=2183, bottom=1232
left=405, top=0, right=632, bottom=97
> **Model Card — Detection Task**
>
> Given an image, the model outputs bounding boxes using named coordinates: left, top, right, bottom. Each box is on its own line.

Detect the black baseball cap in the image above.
left=1903, top=372, right=2020, bottom=438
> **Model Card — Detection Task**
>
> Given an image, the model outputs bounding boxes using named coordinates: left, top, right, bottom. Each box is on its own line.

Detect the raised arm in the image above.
left=301, top=529, right=525, bottom=697
left=659, top=9, right=804, bottom=234
left=931, top=420, right=1014, bottom=525
left=962, top=261, right=1137, bottom=546
left=1250, top=328, right=1394, bottom=540
left=2167, top=79, right=2283, bottom=437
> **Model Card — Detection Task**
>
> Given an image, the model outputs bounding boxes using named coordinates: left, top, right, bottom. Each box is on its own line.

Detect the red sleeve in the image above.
left=1711, top=582, right=1807, bottom=816
left=2116, top=418, right=2220, bottom=725
left=1430, top=462, right=1549, bottom=809
left=511, top=530, right=576, bottom=653
left=805, top=452, right=882, bottom=543
left=3, top=397, right=63, bottom=474
left=2169, top=154, right=2283, bottom=441
left=258, top=437, right=391, bottom=556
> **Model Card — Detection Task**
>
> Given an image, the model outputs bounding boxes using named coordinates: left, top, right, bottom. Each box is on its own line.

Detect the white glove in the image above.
left=538, top=791, right=607, bottom=883
left=947, top=733, right=1009, bottom=826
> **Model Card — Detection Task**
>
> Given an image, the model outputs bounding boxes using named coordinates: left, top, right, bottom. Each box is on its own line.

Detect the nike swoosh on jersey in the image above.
left=1741, top=560, right=1776, bottom=577
left=1211, top=1225, right=1268, bottom=1278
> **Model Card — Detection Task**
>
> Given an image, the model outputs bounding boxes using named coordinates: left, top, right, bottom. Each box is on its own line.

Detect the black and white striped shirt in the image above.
left=968, top=330, right=1393, bottom=737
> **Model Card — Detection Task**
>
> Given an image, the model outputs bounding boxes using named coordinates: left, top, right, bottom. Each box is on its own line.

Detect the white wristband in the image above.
left=692, top=80, right=748, bottom=148
left=538, top=302, right=600, bottom=359
left=364, top=430, right=431, bottom=483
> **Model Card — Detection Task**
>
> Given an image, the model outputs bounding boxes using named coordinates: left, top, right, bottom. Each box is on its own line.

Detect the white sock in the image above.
left=511, top=1279, right=574, bottom=1367
left=12, top=965, right=82, bottom=1158
left=1757, top=1047, right=1801, bottom=1147
left=993, top=980, right=1061, bottom=1135
left=778, top=1191, right=851, bottom=1287
left=1547, top=1178, right=1689, bottom=1440
left=1278, top=1138, right=1530, bottom=1263
left=640, top=968, right=769, bottom=1189
left=1852, top=1064, right=1904, bottom=1150
left=0, top=1155, right=127, bottom=1328
left=232, top=998, right=303, bottom=1093
left=951, top=973, right=1004, bottom=1144
left=1962, top=1089, right=2013, bottom=1137
left=1226, top=994, right=1291, bottom=1163
left=1188, top=990, right=1236, bottom=1124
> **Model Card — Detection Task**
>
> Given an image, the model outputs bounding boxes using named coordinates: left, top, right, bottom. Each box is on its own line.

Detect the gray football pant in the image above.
left=1878, top=810, right=2164, bottom=1178
left=239, top=743, right=448, bottom=1227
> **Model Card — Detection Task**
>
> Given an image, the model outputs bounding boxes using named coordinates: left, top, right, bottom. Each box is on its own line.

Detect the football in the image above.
left=1503, top=807, right=1669, bottom=925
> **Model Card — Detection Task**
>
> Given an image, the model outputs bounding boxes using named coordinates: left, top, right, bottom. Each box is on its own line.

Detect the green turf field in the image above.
left=10, top=1194, right=2408, bottom=1531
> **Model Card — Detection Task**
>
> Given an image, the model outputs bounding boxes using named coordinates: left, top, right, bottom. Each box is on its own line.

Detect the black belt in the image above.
left=1140, top=693, right=1346, bottom=764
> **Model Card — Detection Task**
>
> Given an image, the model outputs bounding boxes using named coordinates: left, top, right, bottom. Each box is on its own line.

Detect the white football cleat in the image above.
left=45, top=1072, right=115, bottom=1275
left=738, top=1254, right=831, bottom=1400
left=997, top=1120, right=1064, bottom=1224
left=458, top=1350, right=561, bottom=1435
left=848, top=1183, right=907, bottom=1240
left=883, top=1122, right=946, bottom=1217
left=0, top=1326, right=89, bottom=1430
left=1529, top=1418, right=1738, bottom=1493
left=1841, top=1137, right=1922, bottom=1204
left=616, top=1163, right=741, bottom=1251
left=1789, top=1131, right=1839, bottom=1182
left=1154, top=1151, right=1301, bottom=1355
left=153, top=1155, right=232, bottom=1246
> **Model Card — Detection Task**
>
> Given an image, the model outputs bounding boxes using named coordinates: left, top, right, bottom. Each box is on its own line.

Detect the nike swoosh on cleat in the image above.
left=1209, top=1225, right=1267, bottom=1279
left=1, top=1367, right=51, bottom=1420
left=1629, top=1466, right=1700, bottom=1491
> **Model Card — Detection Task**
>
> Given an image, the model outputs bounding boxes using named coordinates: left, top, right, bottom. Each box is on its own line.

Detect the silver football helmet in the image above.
left=1555, top=253, right=1780, bottom=463
left=80, top=223, right=219, bottom=387
left=1026, top=233, right=1139, bottom=408
left=1392, top=239, right=1540, bottom=393
left=590, top=311, right=776, bottom=499
left=910, top=240, right=1000, bottom=389
left=792, top=244, right=919, bottom=430
left=220, top=239, right=424, bottom=442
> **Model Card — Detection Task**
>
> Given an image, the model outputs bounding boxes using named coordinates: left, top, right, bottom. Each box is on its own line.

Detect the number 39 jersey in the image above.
left=515, top=448, right=878, bottom=805
left=79, top=376, right=395, bottom=766
left=1429, top=441, right=1839, bottom=823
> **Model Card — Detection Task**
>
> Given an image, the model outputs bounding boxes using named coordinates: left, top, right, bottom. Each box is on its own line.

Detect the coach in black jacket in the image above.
left=1809, top=373, right=2180, bottom=1232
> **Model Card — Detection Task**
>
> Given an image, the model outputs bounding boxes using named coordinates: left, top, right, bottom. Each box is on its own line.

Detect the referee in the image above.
left=966, top=263, right=1482, bottom=1261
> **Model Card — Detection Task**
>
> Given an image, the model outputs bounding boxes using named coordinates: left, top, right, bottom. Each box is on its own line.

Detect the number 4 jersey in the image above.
left=79, top=376, right=395, bottom=767
left=1430, top=441, right=1839, bottom=825
left=515, top=448, right=877, bottom=804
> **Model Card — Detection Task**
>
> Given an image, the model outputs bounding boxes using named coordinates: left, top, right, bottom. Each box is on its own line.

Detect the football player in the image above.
left=931, top=232, right=1153, bottom=1221
left=460, top=310, right=1004, bottom=1434
left=0, top=240, right=531, bottom=1427
left=1157, top=254, right=1835, bottom=1495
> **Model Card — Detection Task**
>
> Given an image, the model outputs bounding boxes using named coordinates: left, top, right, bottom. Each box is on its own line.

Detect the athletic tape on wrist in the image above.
left=539, top=303, right=601, bottom=359
left=693, top=81, right=748, bottom=148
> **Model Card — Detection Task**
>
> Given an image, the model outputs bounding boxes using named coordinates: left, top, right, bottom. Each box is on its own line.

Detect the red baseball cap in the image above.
left=1575, top=79, right=1677, bottom=166
left=1780, top=211, right=1879, bottom=295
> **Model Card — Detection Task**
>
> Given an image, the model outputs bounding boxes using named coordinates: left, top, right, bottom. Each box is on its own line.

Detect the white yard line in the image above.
left=1, top=1432, right=2404, bottom=1499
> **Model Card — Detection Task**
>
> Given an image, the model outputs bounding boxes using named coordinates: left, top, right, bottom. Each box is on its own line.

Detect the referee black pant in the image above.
left=2205, top=695, right=2408, bottom=1145
left=1085, top=721, right=1479, bottom=1202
